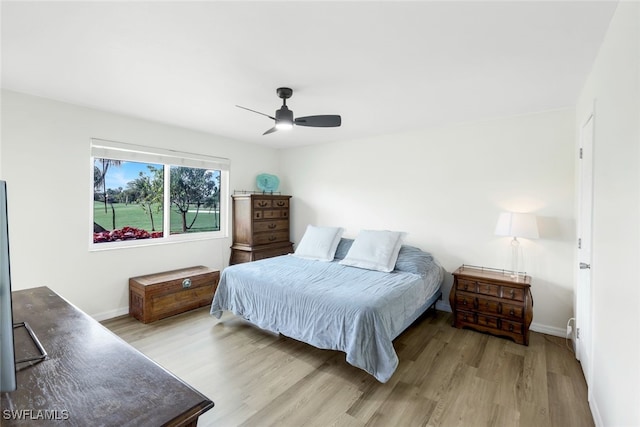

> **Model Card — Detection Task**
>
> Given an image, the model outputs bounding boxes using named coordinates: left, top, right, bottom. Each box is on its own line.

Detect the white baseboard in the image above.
left=92, top=307, right=129, bottom=322
left=530, top=322, right=565, bottom=338
left=436, top=301, right=451, bottom=312
left=590, top=396, right=603, bottom=427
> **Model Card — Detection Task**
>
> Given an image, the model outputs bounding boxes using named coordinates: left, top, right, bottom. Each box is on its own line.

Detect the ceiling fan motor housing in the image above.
left=276, top=105, right=294, bottom=125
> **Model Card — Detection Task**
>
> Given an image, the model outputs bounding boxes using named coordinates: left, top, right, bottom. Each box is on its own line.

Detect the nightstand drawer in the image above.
left=477, top=281, right=500, bottom=297
left=501, top=286, right=525, bottom=302
left=477, top=314, right=499, bottom=329
left=455, top=293, right=476, bottom=310
left=456, top=311, right=499, bottom=329
left=457, top=279, right=501, bottom=298
left=458, top=279, right=476, bottom=292
left=501, top=302, right=524, bottom=319
left=500, top=319, right=524, bottom=335
left=456, top=310, right=475, bottom=324
left=471, top=296, right=524, bottom=319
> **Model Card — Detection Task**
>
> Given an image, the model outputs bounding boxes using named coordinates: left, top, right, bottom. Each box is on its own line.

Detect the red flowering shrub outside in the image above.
left=93, top=226, right=163, bottom=243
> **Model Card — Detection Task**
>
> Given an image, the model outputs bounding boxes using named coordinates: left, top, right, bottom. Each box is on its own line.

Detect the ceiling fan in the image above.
left=236, top=87, right=341, bottom=135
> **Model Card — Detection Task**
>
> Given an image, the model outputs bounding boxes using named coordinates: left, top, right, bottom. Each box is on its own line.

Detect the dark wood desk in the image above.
left=1, top=287, right=213, bottom=426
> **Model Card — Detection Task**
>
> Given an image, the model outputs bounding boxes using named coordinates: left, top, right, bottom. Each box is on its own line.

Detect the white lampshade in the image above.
left=495, top=212, right=539, bottom=239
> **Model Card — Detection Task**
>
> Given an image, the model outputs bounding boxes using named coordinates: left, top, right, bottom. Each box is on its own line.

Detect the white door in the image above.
left=576, top=113, right=594, bottom=387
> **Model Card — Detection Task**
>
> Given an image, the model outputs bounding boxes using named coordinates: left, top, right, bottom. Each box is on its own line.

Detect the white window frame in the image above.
left=90, top=138, right=230, bottom=251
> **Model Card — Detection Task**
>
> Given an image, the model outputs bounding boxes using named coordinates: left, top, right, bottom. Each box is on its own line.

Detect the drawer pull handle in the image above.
left=182, top=278, right=191, bottom=289
left=509, top=324, right=514, bottom=332
left=276, top=201, right=285, bottom=207
left=268, top=223, right=277, bottom=229
left=462, top=299, right=467, bottom=306
left=510, top=289, right=515, bottom=298
left=256, top=212, right=262, bottom=218
left=510, top=309, right=515, bottom=316
left=268, top=235, right=277, bottom=241
left=258, top=201, right=268, bottom=207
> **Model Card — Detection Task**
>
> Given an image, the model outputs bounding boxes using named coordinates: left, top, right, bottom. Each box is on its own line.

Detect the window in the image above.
left=91, top=139, right=229, bottom=248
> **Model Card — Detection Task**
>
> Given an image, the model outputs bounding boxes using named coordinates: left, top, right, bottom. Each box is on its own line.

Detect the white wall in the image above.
left=575, top=2, right=640, bottom=426
left=0, top=90, right=280, bottom=319
left=280, top=109, right=576, bottom=335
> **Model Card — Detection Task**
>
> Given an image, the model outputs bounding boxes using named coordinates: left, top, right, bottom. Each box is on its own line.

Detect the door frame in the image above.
left=576, top=106, right=595, bottom=390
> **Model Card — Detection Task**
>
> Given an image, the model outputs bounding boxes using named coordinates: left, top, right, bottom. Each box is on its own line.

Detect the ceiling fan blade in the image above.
left=236, top=105, right=276, bottom=121
left=263, top=126, right=278, bottom=135
left=294, top=115, right=342, bottom=128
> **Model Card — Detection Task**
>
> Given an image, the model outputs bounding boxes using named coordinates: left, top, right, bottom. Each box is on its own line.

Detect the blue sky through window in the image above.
left=95, top=160, right=160, bottom=190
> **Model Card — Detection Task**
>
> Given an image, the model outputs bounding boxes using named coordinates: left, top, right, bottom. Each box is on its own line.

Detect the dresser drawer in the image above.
left=456, top=310, right=476, bottom=325
left=253, top=230, right=290, bottom=245
left=458, top=278, right=501, bottom=297
left=499, top=319, right=524, bottom=335
left=252, top=199, right=289, bottom=209
left=501, top=302, right=524, bottom=319
left=253, top=199, right=272, bottom=208
left=471, top=296, right=524, bottom=320
left=254, top=209, right=289, bottom=220
left=455, top=293, right=476, bottom=310
left=476, top=281, right=500, bottom=297
left=253, top=219, right=288, bottom=233
left=458, top=279, right=476, bottom=292
left=501, top=286, right=525, bottom=302
left=456, top=311, right=499, bottom=329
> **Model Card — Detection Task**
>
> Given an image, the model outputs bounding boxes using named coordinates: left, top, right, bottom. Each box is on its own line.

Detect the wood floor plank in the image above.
left=102, top=308, right=593, bottom=427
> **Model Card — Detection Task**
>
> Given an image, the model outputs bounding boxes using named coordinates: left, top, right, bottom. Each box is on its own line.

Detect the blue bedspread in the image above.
left=210, top=250, right=442, bottom=382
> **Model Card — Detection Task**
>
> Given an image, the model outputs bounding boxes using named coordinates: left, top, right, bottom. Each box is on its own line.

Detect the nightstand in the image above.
left=449, top=265, right=533, bottom=345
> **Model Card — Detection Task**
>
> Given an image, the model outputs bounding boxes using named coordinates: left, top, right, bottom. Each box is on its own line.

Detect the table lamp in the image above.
left=494, top=212, right=539, bottom=279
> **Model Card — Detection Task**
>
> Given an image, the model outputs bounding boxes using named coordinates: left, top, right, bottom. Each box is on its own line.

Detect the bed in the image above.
left=210, top=237, right=443, bottom=383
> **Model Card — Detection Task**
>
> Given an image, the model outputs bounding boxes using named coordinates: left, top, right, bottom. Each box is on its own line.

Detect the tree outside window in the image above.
left=93, top=159, right=221, bottom=244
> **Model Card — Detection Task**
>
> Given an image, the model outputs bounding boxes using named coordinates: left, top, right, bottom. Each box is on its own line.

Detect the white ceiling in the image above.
left=1, top=1, right=618, bottom=148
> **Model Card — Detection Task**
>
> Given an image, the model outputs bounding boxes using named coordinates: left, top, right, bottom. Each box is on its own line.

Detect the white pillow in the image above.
left=339, top=230, right=406, bottom=272
left=293, top=225, right=345, bottom=262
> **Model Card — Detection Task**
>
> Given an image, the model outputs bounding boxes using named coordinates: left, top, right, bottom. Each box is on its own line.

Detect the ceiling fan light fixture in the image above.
left=275, top=121, right=293, bottom=130
left=275, top=105, right=294, bottom=130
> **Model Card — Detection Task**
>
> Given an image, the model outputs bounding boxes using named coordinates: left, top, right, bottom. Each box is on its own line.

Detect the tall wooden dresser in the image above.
left=230, top=193, right=293, bottom=264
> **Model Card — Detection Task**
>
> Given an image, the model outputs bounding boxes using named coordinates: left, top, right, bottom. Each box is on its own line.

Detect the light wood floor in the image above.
left=102, top=308, right=593, bottom=427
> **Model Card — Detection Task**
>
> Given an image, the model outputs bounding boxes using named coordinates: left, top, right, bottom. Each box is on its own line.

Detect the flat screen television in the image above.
left=0, top=180, right=47, bottom=393
left=0, top=180, right=17, bottom=392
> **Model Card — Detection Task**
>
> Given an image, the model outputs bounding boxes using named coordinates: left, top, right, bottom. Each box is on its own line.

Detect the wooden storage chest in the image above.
left=129, top=266, right=220, bottom=324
